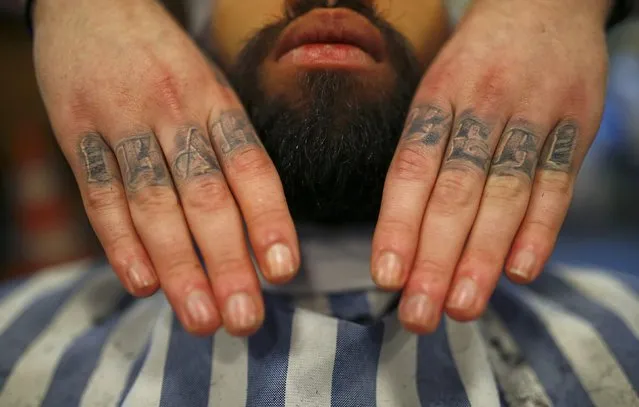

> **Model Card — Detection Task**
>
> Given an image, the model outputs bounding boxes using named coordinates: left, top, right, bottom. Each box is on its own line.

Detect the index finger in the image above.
left=372, top=104, right=453, bottom=290
left=209, top=109, right=301, bottom=284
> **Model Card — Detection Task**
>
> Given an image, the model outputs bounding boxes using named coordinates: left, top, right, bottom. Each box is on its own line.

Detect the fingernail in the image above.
left=224, top=292, right=258, bottom=331
left=509, top=249, right=536, bottom=280
left=447, top=278, right=478, bottom=310
left=375, top=252, right=403, bottom=288
left=402, top=294, right=434, bottom=327
left=128, top=260, right=156, bottom=290
left=186, top=290, right=217, bottom=326
left=266, top=243, right=295, bottom=279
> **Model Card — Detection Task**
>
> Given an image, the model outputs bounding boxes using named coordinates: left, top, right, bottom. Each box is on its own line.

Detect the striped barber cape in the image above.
left=0, top=227, right=638, bottom=407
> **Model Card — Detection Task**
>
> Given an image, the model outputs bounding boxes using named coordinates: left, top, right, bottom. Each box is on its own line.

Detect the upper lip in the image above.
left=274, top=8, right=385, bottom=62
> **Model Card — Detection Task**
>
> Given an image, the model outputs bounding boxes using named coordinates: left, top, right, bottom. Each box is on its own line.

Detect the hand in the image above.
left=33, top=0, right=299, bottom=336
left=372, top=0, right=609, bottom=333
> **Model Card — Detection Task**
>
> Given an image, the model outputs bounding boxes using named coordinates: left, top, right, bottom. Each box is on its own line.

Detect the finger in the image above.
left=209, top=110, right=300, bottom=284
left=505, top=120, right=584, bottom=283
left=372, top=104, right=452, bottom=290
left=445, top=119, right=545, bottom=320
left=162, top=124, right=264, bottom=336
left=114, top=130, right=221, bottom=335
left=69, top=132, right=159, bottom=297
left=399, top=109, right=506, bottom=334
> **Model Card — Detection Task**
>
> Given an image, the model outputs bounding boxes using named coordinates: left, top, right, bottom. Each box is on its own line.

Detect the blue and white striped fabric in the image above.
left=0, top=256, right=638, bottom=406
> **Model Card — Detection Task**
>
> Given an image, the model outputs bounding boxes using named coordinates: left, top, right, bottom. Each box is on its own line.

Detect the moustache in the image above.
left=286, top=0, right=377, bottom=21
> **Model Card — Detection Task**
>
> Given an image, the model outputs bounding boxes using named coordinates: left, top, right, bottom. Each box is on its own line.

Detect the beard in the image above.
left=229, top=1, right=422, bottom=223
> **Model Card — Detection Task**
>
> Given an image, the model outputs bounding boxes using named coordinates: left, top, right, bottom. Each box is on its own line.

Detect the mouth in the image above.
left=274, top=8, right=385, bottom=68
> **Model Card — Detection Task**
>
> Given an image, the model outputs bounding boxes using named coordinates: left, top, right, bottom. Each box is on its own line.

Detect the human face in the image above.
left=211, top=0, right=449, bottom=70
left=211, top=0, right=449, bottom=114
left=211, top=0, right=450, bottom=222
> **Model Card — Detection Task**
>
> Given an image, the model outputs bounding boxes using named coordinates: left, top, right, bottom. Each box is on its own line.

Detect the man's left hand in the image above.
left=371, top=0, right=610, bottom=333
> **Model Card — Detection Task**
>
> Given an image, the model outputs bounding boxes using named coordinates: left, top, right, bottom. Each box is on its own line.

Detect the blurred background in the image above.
left=0, top=3, right=637, bottom=282
left=0, top=13, right=98, bottom=280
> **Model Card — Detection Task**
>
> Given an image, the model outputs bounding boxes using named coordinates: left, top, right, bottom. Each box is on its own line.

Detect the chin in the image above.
left=235, top=71, right=413, bottom=223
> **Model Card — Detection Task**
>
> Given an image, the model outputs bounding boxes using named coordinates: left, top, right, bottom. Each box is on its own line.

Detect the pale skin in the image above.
left=34, top=0, right=300, bottom=336
left=33, top=0, right=611, bottom=335
left=374, top=0, right=609, bottom=333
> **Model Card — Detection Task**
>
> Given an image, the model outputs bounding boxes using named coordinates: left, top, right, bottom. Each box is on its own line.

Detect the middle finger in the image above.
left=399, top=109, right=507, bottom=333
left=209, top=109, right=300, bottom=284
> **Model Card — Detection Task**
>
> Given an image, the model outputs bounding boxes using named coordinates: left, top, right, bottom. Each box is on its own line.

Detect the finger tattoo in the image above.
left=491, top=128, right=539, bottom=179
left=115, top=133, right=171, bottom=193
left=541, top=123, right=578, bottom=172
left=79, top=133, right=115, bottom=184
left=210, top=110, right=262, bottom=156
left=446, top=115, right=492, bottom=172
left=402, top=105, right=451, bottom=146
left=172, top=127, right=220, bottom=182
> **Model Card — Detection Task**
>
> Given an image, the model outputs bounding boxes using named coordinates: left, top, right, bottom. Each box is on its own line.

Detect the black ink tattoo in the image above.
left=115, top=133, right=170, bottom=193
left=210, top=111, right=262, bottom=156
left=79, top=133, right=113, bottom=184
left=492, top=128, right=539, bottom=179
left=446, top=116, right=491, bottom=171
left=402, top=106, right=450, bottom=146
left=172, top=127, right=220, bottom=181
left=542, top=123, right=577, bottom=172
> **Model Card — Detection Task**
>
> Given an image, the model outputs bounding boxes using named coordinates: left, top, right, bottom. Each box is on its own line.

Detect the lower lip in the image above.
left=279, top=44, right=376, bottom=68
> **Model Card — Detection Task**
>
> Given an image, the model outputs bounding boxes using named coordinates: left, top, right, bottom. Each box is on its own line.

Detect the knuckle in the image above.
left=132, top=186, right=179, bottom=213
left=84, top=185, right=127, bottom=215
left=376, top=217, right=419, bottom=237
left=458, top=248, right=501, bottom=273
left=229, top=146, right=273, bottom=177
left=523, top=217, right=557, bottom=236
left=247, top=207, right=290, bottom=236
left=392, top=144, right=438, bottom=182
left=536, top=171, right=573, bottom=201
left=563, top=82, right=590, bottom=116
left=62, top=93, right=95, bottom=128
left=181, top=174, right=233, bottom=213
left=417, top=60, right=454, bottom=98
left=147, top=70, right=184, bottom=118
left=411, top=259, right=451, bottom=287
left=413, top=258, right=447, bottom=276
left=211, top=257, right=253, bottom=280
left=430, top=170, right=479, bottom=213
left=162, top=258, right=204, bottom=283
left=472, top=66, right=510, bottom=108
left=102, top=229, right=140, bottom=255
left=483, top=175, right=530, bottom=204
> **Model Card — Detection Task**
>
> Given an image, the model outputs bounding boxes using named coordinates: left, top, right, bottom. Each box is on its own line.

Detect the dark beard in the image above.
left=229, top=2, right=422, bottom=223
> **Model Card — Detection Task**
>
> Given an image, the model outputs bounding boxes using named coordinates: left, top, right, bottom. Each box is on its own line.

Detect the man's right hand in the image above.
left=33, top=0, right=300, bottom=336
